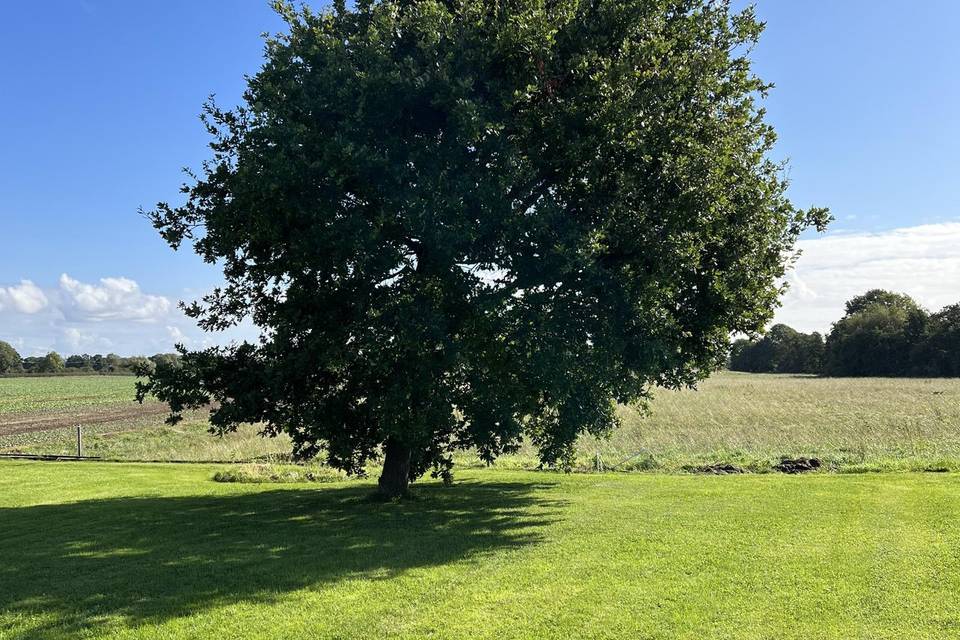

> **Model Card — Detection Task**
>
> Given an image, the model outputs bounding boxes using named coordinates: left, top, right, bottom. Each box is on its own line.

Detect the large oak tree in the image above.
left=138, top=0, right=828, bottom=496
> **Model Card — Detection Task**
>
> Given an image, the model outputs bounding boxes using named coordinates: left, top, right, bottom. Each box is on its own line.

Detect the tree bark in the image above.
left=378, top=437, right=412, bottom=498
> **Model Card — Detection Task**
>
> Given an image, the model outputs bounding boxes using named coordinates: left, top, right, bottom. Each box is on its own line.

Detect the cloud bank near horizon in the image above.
left=778, top=221, right=960, bottom=334
left=1, top=221, right=958, bottom=355
left=0, top=273, right=255, bottom=357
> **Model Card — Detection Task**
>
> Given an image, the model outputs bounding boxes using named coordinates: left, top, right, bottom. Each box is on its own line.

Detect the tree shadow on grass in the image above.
left=0, top=480, right=563, bottom=638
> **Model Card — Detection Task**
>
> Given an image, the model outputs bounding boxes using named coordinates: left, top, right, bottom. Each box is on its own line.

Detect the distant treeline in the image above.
left=3, top=288, right=958, bottom=380
left=0, top=345, right=180, bottom=377
left=730, top=289, right=960, bottom=377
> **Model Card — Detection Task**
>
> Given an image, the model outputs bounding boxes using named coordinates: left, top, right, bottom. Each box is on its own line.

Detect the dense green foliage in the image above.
left=844, top=289, right=922, bottom=317
left=62, top=352, right=160, bottom=374
left=913, top=304, right=960, bottom=377
left=3, top=461, right=960, bottom=639
left=140, top=0, right=827, bottom=495
left=824, top=289, right=929, bottom=376
left=0, top=340, right=21, bottom=374
left=730, top=289, right=960, bottom=377
left=729, top=323, right=823, bottom=373
left=34, top=352, right=65, bottom=374
left=0, top=352, right=178, bottom=377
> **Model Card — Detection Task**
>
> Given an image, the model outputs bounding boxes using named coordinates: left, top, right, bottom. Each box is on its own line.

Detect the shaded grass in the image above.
left=0, top=462, right=559, bottom=639
left=3, top=461, right=960, bottom=638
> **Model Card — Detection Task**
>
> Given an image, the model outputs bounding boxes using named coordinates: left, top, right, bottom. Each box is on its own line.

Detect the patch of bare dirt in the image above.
left=774, top=457, right=822, bottom=474
left=686, top=462, right=744, bottom=475
left=0, top=403, right=171, bottom=437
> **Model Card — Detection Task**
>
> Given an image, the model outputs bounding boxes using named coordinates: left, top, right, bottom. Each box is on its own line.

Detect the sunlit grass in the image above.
left=2, top=461, right=960, bottom=639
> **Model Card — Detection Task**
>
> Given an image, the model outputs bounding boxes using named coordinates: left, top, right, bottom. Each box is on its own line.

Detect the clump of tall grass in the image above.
left=213, top=463, right=346, bottom=484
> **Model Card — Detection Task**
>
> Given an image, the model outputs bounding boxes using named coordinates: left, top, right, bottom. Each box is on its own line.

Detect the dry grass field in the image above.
left=0, top=376, right=290, bottom=461
left=583, top=372, right=960, bottom=473
left=3, top=373, right=959, bottom=473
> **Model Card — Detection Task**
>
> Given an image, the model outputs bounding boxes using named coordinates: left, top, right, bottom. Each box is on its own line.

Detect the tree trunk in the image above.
left=378, top=437, right=412, bottom=498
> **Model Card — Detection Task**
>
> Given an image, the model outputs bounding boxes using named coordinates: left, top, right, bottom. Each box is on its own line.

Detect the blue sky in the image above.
left=1, top=1, right=959, bottom=354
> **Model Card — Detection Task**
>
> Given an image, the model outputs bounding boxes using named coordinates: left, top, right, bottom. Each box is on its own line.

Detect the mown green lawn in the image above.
left=2, top=461, right=959, bottom=639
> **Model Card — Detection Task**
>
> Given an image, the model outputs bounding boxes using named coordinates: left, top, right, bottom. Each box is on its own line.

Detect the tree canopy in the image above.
left=728, top=324, right=823, bottom=374
left=913, top=304, right=960, bottom=377
left=138, top=0, right=828, bottom=496
left=844, top=289, right=923, bottom=317
left=36, top=352, right=65, bottom=374
left=728, top=290, right=960, bottom=378
left=0, top=341, right=21, bottom=374
left=824, top=290, right=927, bottom=377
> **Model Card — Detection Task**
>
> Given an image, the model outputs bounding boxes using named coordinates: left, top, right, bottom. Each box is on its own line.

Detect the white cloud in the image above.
left=0, top=280, right=49, bottom=314
left=63, top=327, right=86, bottom=349
left=0, top=274, right=259, bottom=356
left=166, top=325, right=189, bottom=345
left=59, top=273, right=172, bottom=322
left=777, top=221, right=960, bottom=333
left=62, top=327, right=114, bottom=352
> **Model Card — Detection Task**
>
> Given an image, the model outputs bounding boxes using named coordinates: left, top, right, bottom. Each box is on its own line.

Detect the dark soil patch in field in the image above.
left=0, top=403, right=170, bottom=437
left=774, top=457, right=822, bottom=474
left=685, top=463, right=744, bottom=475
